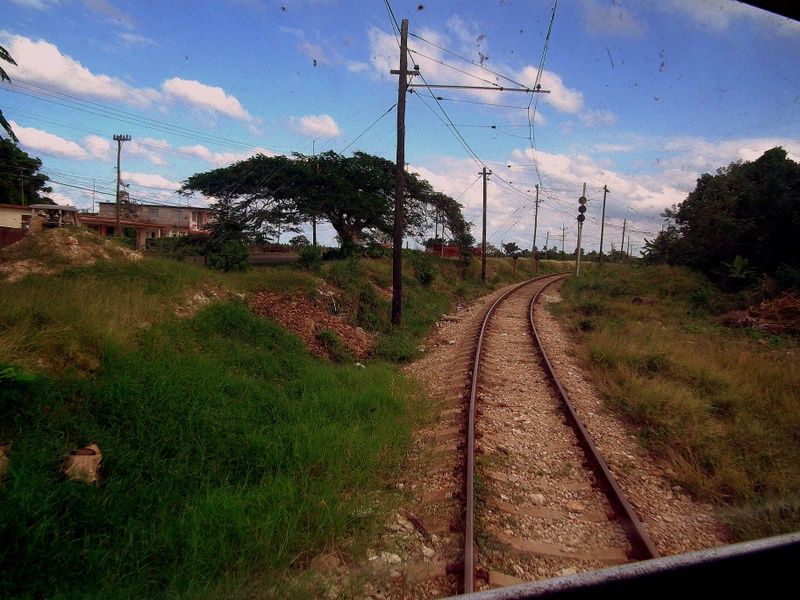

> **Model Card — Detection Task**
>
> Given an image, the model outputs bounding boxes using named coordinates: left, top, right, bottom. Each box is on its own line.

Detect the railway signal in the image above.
left=576, top=184, right=587, bottom=276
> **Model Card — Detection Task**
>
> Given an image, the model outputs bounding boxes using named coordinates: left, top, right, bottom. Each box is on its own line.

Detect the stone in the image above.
left=390, top=569, right=402, bottom=579
left=512, top=564, right=525, bottom=577
left=380, top=552, right=402, bottom=564
left=422, top=546, right=435, bottom=558
left=530, top=493, right=545, bottom=506
left=559, top=567, right=577, bottom=577
left=566, top=500, right=585, bottom=513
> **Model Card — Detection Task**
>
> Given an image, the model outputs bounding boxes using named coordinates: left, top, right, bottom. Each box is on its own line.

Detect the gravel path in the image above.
left=330, top=279, right=730, bottom=599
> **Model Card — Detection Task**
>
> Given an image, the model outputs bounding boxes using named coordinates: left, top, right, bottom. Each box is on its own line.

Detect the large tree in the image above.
left=180, top=150, right=471, bottom=253
left=0, top=139, right=52, bottom=205
left=644, top=147, right=800, bottom=285
left=1, top=43, right=18, bottom=142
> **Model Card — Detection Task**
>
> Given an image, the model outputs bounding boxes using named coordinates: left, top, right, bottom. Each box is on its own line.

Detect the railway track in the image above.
left=461, top=273, right=659, bottom=593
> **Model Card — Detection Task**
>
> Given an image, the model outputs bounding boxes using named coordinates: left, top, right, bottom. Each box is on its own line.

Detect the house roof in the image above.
left=97, top=201, right=213, bottom=211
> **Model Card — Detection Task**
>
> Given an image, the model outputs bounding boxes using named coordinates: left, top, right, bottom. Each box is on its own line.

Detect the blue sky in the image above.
left=3, top=0, right=799, bottom=253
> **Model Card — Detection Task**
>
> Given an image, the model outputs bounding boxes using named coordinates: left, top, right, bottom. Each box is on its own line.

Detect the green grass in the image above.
left=0, top=303, right=419, bottom=598
left=554, top=264, right=800, bottom=539
left=0, top=241, right=570, bottom=597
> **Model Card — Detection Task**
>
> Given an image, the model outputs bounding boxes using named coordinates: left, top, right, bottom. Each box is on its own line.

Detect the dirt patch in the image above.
left=0, top=228, right=141, bottom=282
left=251, top=289, right=375, bottom=360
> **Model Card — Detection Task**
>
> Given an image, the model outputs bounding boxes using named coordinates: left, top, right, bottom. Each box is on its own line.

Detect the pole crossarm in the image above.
left=408, top=83, right=549, bottom=93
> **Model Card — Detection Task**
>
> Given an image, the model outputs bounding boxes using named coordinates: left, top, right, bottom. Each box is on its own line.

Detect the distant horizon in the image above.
left=3, top=0, right=799, bottom=255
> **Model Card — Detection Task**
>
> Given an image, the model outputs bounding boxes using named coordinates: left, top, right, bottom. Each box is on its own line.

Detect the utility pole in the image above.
left=576, top=183, right=587, bottom=276
left=599, top=184, right=609, bottom=264
left=480, top=166, right=491, bottom=282
left=561, top=222, right=566, bottom=259
left=544, top=230, right=549, bottom=258
left=620, top=218, right=627, bottom=264
left=113, top=134, right=131, bottom=232
left=390, top=19, right=411, bottom=326
left=531, top=183, right=540, bottom=273
left=92, top=180, right=96, bottom=213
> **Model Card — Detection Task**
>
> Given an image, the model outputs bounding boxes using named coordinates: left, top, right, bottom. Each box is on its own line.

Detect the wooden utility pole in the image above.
left=561, top=222, right=566, bottom=259
left=390, top=19, right=410, bottom=326
left=480, top=166, right=491, bottom=282
left=113, top=134, right=131, bottom=232
left=531, top=183, right=540, bottom=273
left=620, top=218, right=627, bottom=263
left=599, top=185, right=609, bottom=264
left=544, top=230, right=549, bottom=258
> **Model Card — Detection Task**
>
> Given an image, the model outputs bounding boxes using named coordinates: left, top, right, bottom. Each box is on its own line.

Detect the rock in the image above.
left=512, top=564, right=525, bottom=577
left=396, top=513, right=415, bottom=532
left=390, top=568, right=402, bottom=579
left=672, top=485, right=683, bottom=492
left=558, top=567, right=577, bottom=577
left=422, top=545, right=435, bottom=558
left=566, top=536, right=580, bottom=547
left=530, top=493, right=545, bottom=506
left=447, top=340, right=456, bottom=345
left=354, top=362, right=365, bottom=369
left=66, top=236, right=79, bottom=246
left=380, top=552, right=402, bottom=564
left=63, top=443, right=102, bottom=484
left=566, top=500, right=585, bottom=513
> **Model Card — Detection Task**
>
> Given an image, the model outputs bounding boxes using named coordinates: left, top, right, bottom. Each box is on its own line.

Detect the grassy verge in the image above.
left=553, top=264, right=800, bottom=539
left=0, top=245, right=567, bottom=597
left=1, top=302, right=421, bottom=598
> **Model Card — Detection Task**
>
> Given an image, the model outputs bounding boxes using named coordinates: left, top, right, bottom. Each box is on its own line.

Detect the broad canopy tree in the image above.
left=642, top=147, right=800, bottom=287
left=0, top=139, right=52, bottom=205
left=180, top=151, right=471, bottom=254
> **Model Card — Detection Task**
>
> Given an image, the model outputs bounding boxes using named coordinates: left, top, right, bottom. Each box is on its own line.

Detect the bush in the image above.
left=315, top=329, right=352, bottom=363
left=297, top=245, right=322, bottom=271
left=407, top=251, right=437, bottom=286
left=207, top=240, right=249, bottom=272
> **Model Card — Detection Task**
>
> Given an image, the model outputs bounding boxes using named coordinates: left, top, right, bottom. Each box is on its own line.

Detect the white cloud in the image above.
left=161, top=77, right=253, bottom=122
left=84, top=134, right=111, bottom=159
left=289, top=114, right=342, bottom=138
left=0, top=32, right=160, bottom=107
left=119, top=32, right=156, bottom=46
left=83, top=0, right=135, bottom=29
left=10, top=120, right=88, bottom=159
left=178, top=143, right=274, bottom=166
left=580, top=109, right=617, bottom=128
left=10, top=0, right=58, bottom=9
left=45, top=190, right=77, bottom=206
left=121, top=172, right=181, bottom=191
left=582, top=0, right=646, bottom=37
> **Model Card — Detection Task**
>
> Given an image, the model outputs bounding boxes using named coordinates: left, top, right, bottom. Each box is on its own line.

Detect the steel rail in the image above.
left=463, top=273, right=564, bottom=593
left=528, top=277, right=660, bottom=560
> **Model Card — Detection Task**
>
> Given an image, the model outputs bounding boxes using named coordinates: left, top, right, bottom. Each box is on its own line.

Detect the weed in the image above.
left=558, top=264, right=800, bottom=539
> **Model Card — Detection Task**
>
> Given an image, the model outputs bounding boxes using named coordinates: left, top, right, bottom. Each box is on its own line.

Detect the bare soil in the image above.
left=0, top=227, right=141, bottom=282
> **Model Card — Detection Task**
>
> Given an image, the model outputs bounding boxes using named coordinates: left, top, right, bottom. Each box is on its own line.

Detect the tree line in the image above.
left=642, top=147, right=800, bottom=291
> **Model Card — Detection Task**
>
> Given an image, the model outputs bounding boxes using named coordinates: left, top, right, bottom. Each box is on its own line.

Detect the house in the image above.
left=80, top=201, right=215, bottom=250
left=0, top=203, right=80, bottom=246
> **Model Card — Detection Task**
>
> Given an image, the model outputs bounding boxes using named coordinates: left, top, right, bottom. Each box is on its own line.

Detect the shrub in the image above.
left=297, top=245, right=322, bottom=271
left=207, top=240, right=249, bottom=272
left=408, top=251, right=437, bottom=286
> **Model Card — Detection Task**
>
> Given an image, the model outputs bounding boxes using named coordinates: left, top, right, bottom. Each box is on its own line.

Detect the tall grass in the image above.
left=0, top=303, right=418, bottom=598
left=555, top=264, right=800, bottom=539
left=0, top=248, right=567, bottom=596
